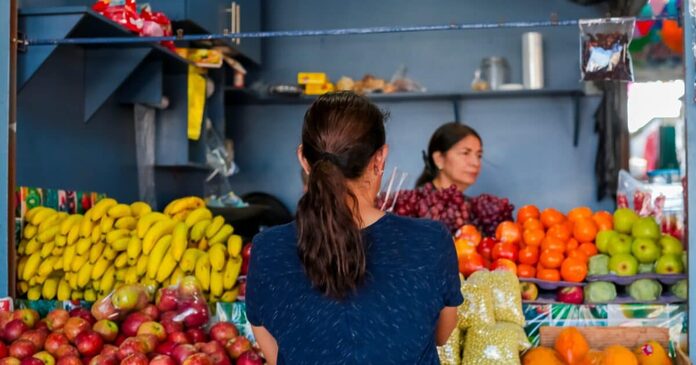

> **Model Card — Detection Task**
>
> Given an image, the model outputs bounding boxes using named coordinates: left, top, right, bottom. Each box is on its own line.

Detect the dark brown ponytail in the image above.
left=416, top=122, right=482, bottom=187
left=296, top=91, right=386, bottom=299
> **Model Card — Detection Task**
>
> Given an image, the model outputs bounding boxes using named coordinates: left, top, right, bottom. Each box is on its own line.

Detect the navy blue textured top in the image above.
left=246, top=214, right=463, bottom=364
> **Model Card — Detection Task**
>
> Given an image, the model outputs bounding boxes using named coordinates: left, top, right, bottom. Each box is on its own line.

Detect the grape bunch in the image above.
left=469, top=194, right=515, bottom=237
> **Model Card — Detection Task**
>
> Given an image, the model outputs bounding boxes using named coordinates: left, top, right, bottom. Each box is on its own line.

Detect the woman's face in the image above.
left=438, top=135, right=482, bottom=188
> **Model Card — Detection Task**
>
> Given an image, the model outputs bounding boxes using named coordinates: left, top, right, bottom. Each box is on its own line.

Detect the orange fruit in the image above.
left=522, top=347, right=564, bottom=365
left=568, top=206, right=593, bottom=222
left=495, top=221, right=521, bottom=244
left=523, top=218, right=544, bottom=231
left=523, top=228, right=545, bottom=246
left=555, top=327, right=590, bottom=365
left=517, top=205, right=540, bottom=223
left=519, top=245, right=540, bottom=265
left=456, top=224, right=482, bottom=245
left=579, top=350, right=604, bottom=365
left=592, top=211, right=613, bottom=231
left=537, top=268, right=561, bottom=281
left=541, top=208, right=566, bottom=229
left=566, top=238, right=580, bottom=253
left=547, top=224, right=572, bottom=242
left=574, top=218, right=598, bottom=243
left=540, top=250, right=564, bottom=269
left=541, top=236, right=566, bottom=253
left=578, top=243, right=598, bottom=257
left=602, top=345, right=638, bottom=365
left=517, top=264, right=536, bottom=278
left=633, top=341, right=671, bottom=365
left=561, top=257, right=588, bottom=282
left=567, top=249, right=589, bottom=263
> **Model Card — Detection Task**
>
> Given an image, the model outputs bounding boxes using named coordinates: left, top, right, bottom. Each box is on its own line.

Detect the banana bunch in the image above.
left=17, top=196, right=244, bottom=303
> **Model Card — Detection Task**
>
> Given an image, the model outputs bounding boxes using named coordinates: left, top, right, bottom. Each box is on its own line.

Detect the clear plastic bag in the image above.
left=458, top=281, right=495, bottom=329
left=91, top=283, right=151, bottom=321
left=462, top=324, right=522, bottom=365
left=579, top=18, right=635, bottom=82
left=155, top=276, right=211, bottom=330
left=468, top=270, right=525, bottom=326
left=437, top=327, right=462, bottom=365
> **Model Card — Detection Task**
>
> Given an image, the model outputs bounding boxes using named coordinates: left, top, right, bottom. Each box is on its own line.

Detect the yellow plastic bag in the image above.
left=468, top=270, right=525, bottom=326
left=187, top=66, right=206, bottom=141
left=462, top=324, right=522, bottom=365
left=437, top=327, right=462, bottom=365
left=458, top=281, right=495, bottom=330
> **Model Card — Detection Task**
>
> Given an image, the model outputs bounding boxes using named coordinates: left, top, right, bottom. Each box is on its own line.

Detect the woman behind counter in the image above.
left=416, top=122, right=483, bottom=194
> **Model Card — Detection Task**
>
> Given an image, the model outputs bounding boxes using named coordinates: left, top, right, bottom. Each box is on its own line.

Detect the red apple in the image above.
left=156, top=289, right=178, bottom=313
left=92, top=320, right=118, bottom=343
left=4, top=319, right=30, bottom=342
left=45, top=310, right=69, bottom=332
left=182, top=353, right=212, bottom=365
left=68, top=308, right=94, bottom=325
left=117, top=337, right=148, bottom=360
left=0, top=341, right=8, bottom=358
left=241, top=243, right=252, bottom=261
left=171, top=344, right=197, bottom=364
left=19, top=329, right=48, bottom=349
left=167, top=331, right=188, bottom=345
left=55, top=356, right=80, bottom=365
left=236, top=351, right=263, bottom=365
left=137, top=322, right=167, bottom=342
left=54, top=344, right=78, bottom=358
left=209, top=322, right=238, bottom=346
left=237, top=280, right=246, bottom=299
left=13, top=310, right=40, bottom=329
left=75, top=330, right=103, bottom=357
left=139, top=305, right=159, bottom=321
left=185, top=329, right=206, bottom=344
left=122, top=313, right=151, bottom=337
left=87, top=354, right=117, bottom=365
left=101, top=344, right=119, bottom=359
left=114, top=334, right=128, bottom=347
left=90, top=298, right=118, bottom=322
left=197, top=341, right=228, bottom=365
left=136, top=334, right=158, bottom=353
left=491, top=242, right=519, bottom=262
left=33, top=322, right=48, bottom=332
left=18, top=358, right=42, bottom=365
left=150, top=355, right=176, bottom=365
left=177, top=278, right=202, bottom=298
left=180, top=303, right=209, bottom=329
left=9, top=339, right=37, bottom=359
left=160, top=312, right=183, bottom=335
left=154, top=341, right=178, bottom=356
left=225, top=336, right=251, bottom=359
left=556, top=286, right=584, bottom=305
left=477, top=237, right=497, bottom=260
left=0, top=357, right=20, bottom=365
left=63, top=317, right=89, bottom=343
left=120, top=353, right=148, bottom=365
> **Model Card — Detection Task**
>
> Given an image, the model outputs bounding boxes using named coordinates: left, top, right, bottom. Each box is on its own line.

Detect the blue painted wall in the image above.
left=227, top=0, right=615, bottom=213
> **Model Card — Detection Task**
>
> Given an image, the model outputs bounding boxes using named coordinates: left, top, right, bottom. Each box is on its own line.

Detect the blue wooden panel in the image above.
left=236, top=0, right=262, bottom=64
left=0, top=0, right=12, bottom=297
left=117, top=58, right=164, bottom=106
left=156, top=73, right=190, bottom=165
left=84, top=47, right=151, bottom=122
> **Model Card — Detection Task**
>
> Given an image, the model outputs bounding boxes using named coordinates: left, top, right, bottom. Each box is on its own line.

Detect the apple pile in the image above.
left=0, top=281, right=262, bottom=365
left=591, top=208, right=685, bottom=277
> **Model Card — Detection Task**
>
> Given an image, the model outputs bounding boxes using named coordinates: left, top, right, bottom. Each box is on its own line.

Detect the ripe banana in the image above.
left=114, top=252, right=128, bottom=268
left=30, top=208, right=57, bottom=226
left=100, top=266, right=116, bottom=295
left=23, top=224, right=37, bottom=240
left=51, top=246, right=64, bottom=257
left=90, top=225, right=102, bottom=244
left=37, top=225, right=59, bottom=243
left=184, top=208, right=213, bottom=228
left=84, top=288, right=97, bottom=302
left=142, top=219, right=176, bottom=255
left=42, top=277, right=58, bottom=300
left=17, top=256, right=28, bottom=279
left=136, top=255, right=149, bottom=277
left=38, top=256, right=59, bottom=277
left=60, top=214, right=83, bottom=235
left=190, top=219, right=212, bottom=242
left=91, top=257, right=111, bottom=280
left=172, top=211, right=189, bottom=222
left=76, top=238, right=91, bottom=255
left=208, top=244, right=227, bottom=271
left=124, top=266, right=139, bottom=284
left=67, top=224, right=80, bottom=245
left=210, top=269, right=223, bottom=297
left=127, top=236, right=142, bottom=264
left=25, top=207, right=47, bottom=222
left=89, top=242, right=105, bottom=264
left=38, top=214, right=62, bottom=233
left=77, top=262, right=93, bottom=288
left=24, top=238, right=40, bottom=255
left=209, top=224, right=233, bottom=245
left=205, top=216, right=225, bottom=239
left=102, top=246, right=117, bottom=260
left=17, top=239, right=27, bottom=255
left=63, top=245, right=76, bottom=270
left=180, top=248, right=204, bottom=273
left=40, top=241, right=55, bottom=258
left=164, top=197, right=205, bottom=216
left=23, top=252, right=41, bottom=281
left=220, top=288, right=239, bottom=302
left=171, top=223, right=188, bottom=261
left=147, top=235, right=172, bottom=279
left=71, top=255, right=87, bottom=273
left=156, top=251, right=178, bottom=283
left=106, top=229, right=130, bottom=245
left=169, top=267, right=185, bottom=287
left=136, top=212, right=167, bottom=238
left=227, top=235, right=243, bottom=257
left=195, top=253, right=211, bottom=291
left=111, top=237, right=130, bottom=252
left=130, top=201, right=152, bottom=218
left=57, top=279, right=71, bottom=301
left=90, top=198, right=117, bottom=221
left=71, top=291, right=83, bottom=301
left=100, top=216, right=115, bottom=233
left=52, top=256, right=64, bottom=271
left=107, top=204, right=132, bottom=218
left=55, top=234, right=67, bottom=247
left=79, top=215, right=94, bottom=238
left=115, top=268, right=127, bottom=282
left=197, top=239, right=209, bottom=251
left=27, top=286, right=41, bottom=301
left=224, top=256, right=242, bottom=290
left=115, top=216, right=137, bottom=230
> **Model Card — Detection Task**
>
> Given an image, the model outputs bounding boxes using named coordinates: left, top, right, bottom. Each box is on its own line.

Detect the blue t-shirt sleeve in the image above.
left=438, top=227, right=463, bottom=307
left=245, top=235, right=265, bottom=326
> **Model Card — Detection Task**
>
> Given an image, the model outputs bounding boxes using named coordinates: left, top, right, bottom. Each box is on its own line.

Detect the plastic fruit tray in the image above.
left=519, top=277, right=584, bottom=290
left=586, top=273, right=687, bottom=285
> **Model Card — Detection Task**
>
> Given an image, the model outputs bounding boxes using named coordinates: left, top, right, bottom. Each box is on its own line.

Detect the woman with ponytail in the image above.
left=416, top=122, right=483, bottom=194
left=246, top=92, right=462, bottom=364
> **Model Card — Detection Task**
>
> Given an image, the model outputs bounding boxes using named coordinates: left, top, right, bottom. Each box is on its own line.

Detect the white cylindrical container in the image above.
left=522, top=32, right=544, bottom=89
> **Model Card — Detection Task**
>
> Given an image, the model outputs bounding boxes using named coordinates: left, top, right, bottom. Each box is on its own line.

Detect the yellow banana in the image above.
left=42, top=277, right=58, bottom=300
left=111, top=237, right=130, bottom=252
left=114, top=252, right=128, bottom=268
left=190, top=219, right=212, bottom=242
left=38, top=214, right=62, bottom=233
left=180, top=248, right=204, bottom=273
left=91, top=256, right=111, bottom=280
left=27, top=286, right=41, bottom=301
left=124, top=266, right=139, bottom=284
left=25, top=206, right=47, bottom=222
left=127, top=236, right=142, bottom=264
left=142, top=219, right=176, bottom=254
left=30, top=208, right=57, bottom=226
left=136, top=212, right=167, bottom=238
left=147, top=235, right=172, bottom=279
left=51, top=246, right=64, bottom=257
left=25, top=238, right=41, bottom=255
left=40, top=241, right=55, bottom=258
left=172, top=211, right=189, bottom=222
left=68, top=273, right=78, bottom=290
left=23, top=224, right=37, bottom=240
left=92, top=280, right=100, bottom=292
left=60, top=214, right=83, bottom=235
left=210, top=269, right=223, bottom=297
left=17, top=281, right=29, bottom=296
left=23, top=251, right=42, bottom=281
left=17, top=239, right=27, bottom=255
left=136, top=255, right=149, bottom=277
left=17, top=256, right=28, bottom=279
left=195, top=253, right=211, bottom=291
left=163, top=198, right=184, bottom=216
left=227, top=235, right=243, bottom=257
left=102, top=246, right=117, bottom=260
left=38, top=257, right=58, bottom=276
left=35, top=275, right=46, bottom=285
left=106, top=229, right=130, bottom=245
left=57, top=279, right=71, bottom=301
left=220, top=288, right=239, bottom=302
left=100, top=216, right=115, bottom=233
left=156, top=251, right=178, bottom=283
left=70, top=255, right=87, bottom=273
left=107, top=204, right=132, bottom=218
left=209, top=224, right=233, bottom=246
left=208, top=244, right=227, bottom=271
left=90, top=198, right=117, bottom=221
left=37, top=226, right=59, bottom=243
left=205, top=216, right=225, bottom=239
left=71, top=291, right=83, bottom=301
left=52, top=256, right=64, bottom=271
left=100, top=266, right=116, bottom=295
left=184, top=208, right=213, bottom=228
left=55, top=234, right=67, bottom=247
left=171, top=223, right=188, bottom=261
left=77, top=262, right=93, bottom=288
left=115, top=268, right=127, bottom=282
left=76, top=238, right=91, bottom=255
left=89, top=242, right=105, bottom=264
left=67, top=224, right=80, bottom=245
left=169, top=267, right=185, bottom=287
left=115, top=216, right=137, bottom=230
left=223, top=256, right=242, bottom=290
left=197, top=239, right=209, bottom=251
left=84, top=288, right=97, bottom=302
left=130, top=201, right=152, bottom=218
left=79, top=216, right=94, bottom=238
left=90, top=225, right=102, bottom=244
left=63, top=245, right=76, bottom=271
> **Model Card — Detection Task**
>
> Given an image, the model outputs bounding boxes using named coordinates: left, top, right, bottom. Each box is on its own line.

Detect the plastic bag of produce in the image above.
left=462, top=324, right=523, bottom=365
left=437, top=327, right=462, bottom=365
left=458, top=281, right=495, bottom=329
left=155, top=276, right=211, bottom=330
left=579, top=18, right=635, bottom=81
left=628, top=279, right=662, bottom=301
left=584, top=281, right=617, bottom=303
left=91, top=283, right=151, bottom=321
left=496, top=322, right=531, bottom=352
left=92, top=0, right=143, bottom=33
left=468, top=270, right=524, bottom=326
left=140, top=4, right=175, bottom=51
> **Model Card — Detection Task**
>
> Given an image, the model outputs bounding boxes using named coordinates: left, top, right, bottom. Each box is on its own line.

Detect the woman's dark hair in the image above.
left=416, top=122, right=482, bottom=187
left=297, top=91, right=386, bottom=299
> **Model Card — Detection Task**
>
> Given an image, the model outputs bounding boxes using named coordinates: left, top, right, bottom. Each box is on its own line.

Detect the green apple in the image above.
left=631, top=238, right=661, bottom=263
left=607, top=234, right=632, bottom=256
left=631, top=217, right=660, bottom=240
left=608, top=253, right=639, bottom=276
left=638, top=263, right=655, bottom=274
left=613, top=208, right=639, bottom=234
left=682, top=252, right=687, bottom=270
left=655, top=254, right=684, bottom=274
left=659, top=234, right=684, bottom=255
left=596, top=230, right=618, bottom=253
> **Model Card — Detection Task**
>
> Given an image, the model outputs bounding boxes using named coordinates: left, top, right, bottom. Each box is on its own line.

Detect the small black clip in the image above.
left=15, top=32, right=27, bottom=53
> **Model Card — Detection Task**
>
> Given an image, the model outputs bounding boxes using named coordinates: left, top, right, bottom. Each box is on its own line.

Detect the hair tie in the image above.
left=318, top=152, right=343, bottom=167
